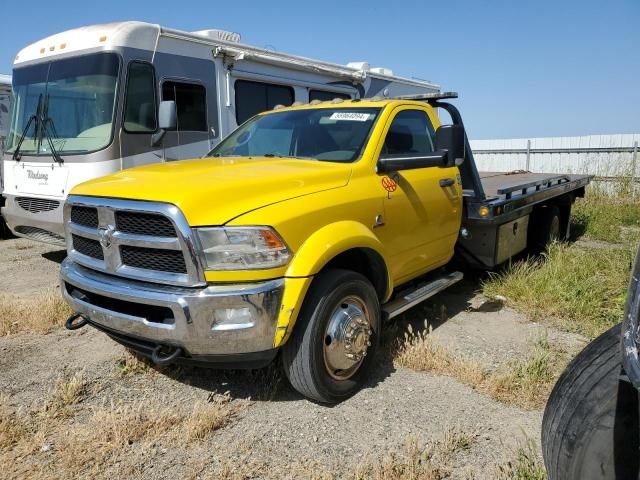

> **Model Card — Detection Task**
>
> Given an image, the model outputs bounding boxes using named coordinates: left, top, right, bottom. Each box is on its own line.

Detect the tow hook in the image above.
left=65, top=313, right=89, bottom=331
left=151, top=345, right=182, bottom=366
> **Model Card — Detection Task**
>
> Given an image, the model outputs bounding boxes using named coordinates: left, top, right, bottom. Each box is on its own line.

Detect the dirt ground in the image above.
left=0, top=237, right=587, bottom=479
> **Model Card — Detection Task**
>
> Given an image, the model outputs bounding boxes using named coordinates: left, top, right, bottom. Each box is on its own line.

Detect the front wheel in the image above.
left=280, top=269, right=381, bottom=404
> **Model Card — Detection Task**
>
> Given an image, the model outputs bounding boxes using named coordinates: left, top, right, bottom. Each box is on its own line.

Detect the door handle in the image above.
left=439, top=178, right=455, bottom=188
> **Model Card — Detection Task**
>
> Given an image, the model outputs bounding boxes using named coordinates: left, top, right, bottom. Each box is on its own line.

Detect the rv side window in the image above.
left=235, top=80, right=294, bottom=125
left=309, top=90, right=351, bottom=102
left=123, top=62, right=157, bottom=133
left=161, top=82, right=207, bottom=131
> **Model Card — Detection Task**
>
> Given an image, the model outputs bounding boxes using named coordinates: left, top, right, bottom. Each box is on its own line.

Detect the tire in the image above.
left=0, top=216, right=11, bottom=240
left=542, top=323, right=640, bottom=480
left=529, top=204, right=563, bottom=252
left=280, top=269, right=381, bottom=404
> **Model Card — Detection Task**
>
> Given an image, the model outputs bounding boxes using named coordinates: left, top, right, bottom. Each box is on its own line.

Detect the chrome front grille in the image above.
left=16, top=197, right=61, bottom=213
left=70, top=206, right=99, bottom=229
left=115, top=211, right=176, bottom=237
left=65, top=196, right=205, bottom=287
left=120, top=245, right=187, bottom=273
left=72, top=234, right=104, bottom=260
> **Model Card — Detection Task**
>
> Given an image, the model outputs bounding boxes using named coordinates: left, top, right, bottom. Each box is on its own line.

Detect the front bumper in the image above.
left=61, top=258, right=284, bottom=366
left=1, top=194, right=66, bottom=245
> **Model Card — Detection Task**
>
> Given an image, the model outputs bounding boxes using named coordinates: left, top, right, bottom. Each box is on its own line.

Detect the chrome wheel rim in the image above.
left=323, top=295, right=372, bottom=380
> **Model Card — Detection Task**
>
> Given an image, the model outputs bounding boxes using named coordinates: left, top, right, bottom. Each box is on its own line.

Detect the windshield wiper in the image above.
left=40, top=94, right=64, bottom=165
left=12, top=94, right=42, bottom=161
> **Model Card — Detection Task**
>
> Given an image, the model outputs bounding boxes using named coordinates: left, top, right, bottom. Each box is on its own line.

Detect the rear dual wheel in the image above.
left=529, top=204, right=567, bottom=252
left=281, top=269, right=380, bottom=404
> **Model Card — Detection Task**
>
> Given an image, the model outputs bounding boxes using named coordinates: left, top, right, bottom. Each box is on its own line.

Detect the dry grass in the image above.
left=496, top=438, right=547, bottom=480
left=41, top=371, right=88, bottom=418
left=0, top=391, right=247, bottom=479
left=353, top=429, right=475, bottom=480
left=55, top=401, right=183, bottom=475
left=484, top=335, right=566, bottom=409
left=113, top=351, right=155, bottom=377
left=483, top=242, right=633, bottom=338
left=395, top=324, right=485, bottom=386
left=0, top=394, right=30, bottom=450
left=182, top=393, right=243, bottom=443
left=394, top=324, right=566, bottom=409
left=0, top=289, right=72, bottom=336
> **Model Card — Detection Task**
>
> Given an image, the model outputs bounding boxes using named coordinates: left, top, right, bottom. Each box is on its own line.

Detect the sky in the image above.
left=1, top=0, right=638, bottom=139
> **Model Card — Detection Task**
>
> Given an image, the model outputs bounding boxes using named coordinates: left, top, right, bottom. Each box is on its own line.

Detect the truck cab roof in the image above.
left=266, top=98, right=437, bottom=113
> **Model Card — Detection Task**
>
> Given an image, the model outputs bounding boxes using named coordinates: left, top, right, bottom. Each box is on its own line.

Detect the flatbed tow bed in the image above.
left=403, top=93, right=593, bottom=268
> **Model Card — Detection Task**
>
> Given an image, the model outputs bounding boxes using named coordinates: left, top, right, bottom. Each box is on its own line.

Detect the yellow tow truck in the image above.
left=61, top=93, right=591, bottom=403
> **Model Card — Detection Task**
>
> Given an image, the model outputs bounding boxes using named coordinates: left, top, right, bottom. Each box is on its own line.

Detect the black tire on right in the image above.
left=542, top=323, right=640, bottom=480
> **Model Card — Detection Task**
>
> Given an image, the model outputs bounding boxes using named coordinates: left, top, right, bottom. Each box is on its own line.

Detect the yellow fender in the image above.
left=274, top=221, right=391, bottom=347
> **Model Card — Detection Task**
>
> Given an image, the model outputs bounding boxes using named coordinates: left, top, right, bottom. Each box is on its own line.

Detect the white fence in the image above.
left=470, top=134, right=640, bottom=186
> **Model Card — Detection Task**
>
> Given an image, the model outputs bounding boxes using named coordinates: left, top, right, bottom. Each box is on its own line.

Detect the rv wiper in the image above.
left=12, top=94, right=42, bottom=161
left=40, top=94, right=64, bottom=165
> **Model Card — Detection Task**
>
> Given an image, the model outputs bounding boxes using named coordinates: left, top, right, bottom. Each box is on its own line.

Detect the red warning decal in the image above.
left=381, top=176, right=398, bottom=192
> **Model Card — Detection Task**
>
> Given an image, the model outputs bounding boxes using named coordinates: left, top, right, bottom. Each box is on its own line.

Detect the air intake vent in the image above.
left=15, top=226, right=65, bottom=245
left=16, top=197, right=60, bottom=214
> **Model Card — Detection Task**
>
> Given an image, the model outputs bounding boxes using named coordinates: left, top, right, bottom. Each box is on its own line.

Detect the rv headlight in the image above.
left=195, top=227, right=291, bottom=270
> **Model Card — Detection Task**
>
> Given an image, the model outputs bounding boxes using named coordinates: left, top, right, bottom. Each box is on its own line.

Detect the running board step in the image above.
left=382, top=271, right=463, bottom=320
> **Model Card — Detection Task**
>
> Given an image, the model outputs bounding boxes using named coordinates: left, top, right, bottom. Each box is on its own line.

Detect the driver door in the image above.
left=375, top=106, right=462, bottom=284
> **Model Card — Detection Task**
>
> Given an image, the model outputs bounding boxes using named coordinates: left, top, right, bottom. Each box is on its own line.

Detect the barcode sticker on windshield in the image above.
left=329, top=112, right=371, bottom=122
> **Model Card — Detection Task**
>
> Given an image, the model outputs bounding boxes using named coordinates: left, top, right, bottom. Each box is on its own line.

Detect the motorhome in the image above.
left=1, top=21, right=440, bottom=245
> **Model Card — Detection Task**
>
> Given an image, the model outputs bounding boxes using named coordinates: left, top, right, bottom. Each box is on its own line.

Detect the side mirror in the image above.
left=435, top=124, right=465, bottom=167
left=377, top=124, right=467, bottom=173
left=151, top=100, right=177, bottom=146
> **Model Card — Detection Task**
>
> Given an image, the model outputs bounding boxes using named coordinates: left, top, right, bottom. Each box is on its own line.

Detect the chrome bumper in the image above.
left=60, top=258, right=284, bottom=357
left=2, top=194, right=66, bottom=245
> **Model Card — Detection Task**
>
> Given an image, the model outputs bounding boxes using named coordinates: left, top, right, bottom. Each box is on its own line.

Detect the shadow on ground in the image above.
left=43, top=250, right=67, bottom=264
left=150, top=272, right=486, bottom=405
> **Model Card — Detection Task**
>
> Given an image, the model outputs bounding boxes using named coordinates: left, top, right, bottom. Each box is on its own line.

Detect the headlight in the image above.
left=195, top=227, right=291, bottom=270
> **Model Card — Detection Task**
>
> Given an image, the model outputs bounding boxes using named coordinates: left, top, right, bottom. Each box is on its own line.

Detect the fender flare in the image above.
left=285, top=220, right=392, bottom=297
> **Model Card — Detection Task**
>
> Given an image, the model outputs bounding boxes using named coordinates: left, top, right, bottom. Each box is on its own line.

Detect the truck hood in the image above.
left=71, top=156, right=352, bottom=225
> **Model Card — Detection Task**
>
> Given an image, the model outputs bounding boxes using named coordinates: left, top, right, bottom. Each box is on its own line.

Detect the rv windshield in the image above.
left=207, top=107, right=381, bottom=162
left=5, top=52, right=119, bottom=156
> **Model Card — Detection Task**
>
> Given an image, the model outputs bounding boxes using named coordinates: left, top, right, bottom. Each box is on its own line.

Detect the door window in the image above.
left=382, top=109, right=436, bottom=158
left=161, top=81, right=207, bottom=131
left=235, top=80, right=294, bottom=124
left=123, top=62, right=157, bottom=133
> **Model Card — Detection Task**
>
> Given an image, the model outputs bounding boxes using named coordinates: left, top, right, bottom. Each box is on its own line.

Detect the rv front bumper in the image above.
left=60, top=258, right=284, bottom=367
left=1, top=194, right=66, bottom=245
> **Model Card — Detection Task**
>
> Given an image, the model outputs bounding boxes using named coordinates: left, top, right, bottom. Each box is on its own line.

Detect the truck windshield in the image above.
left=5, top=52, right=119, bottom=156
left=208, top=107, right=381, bottom=162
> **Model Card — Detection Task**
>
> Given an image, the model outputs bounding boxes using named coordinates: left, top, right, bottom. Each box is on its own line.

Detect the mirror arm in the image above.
left=378, top=151, right=448, bottom=173
left=151, top=129, right=166, bottom=147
